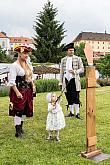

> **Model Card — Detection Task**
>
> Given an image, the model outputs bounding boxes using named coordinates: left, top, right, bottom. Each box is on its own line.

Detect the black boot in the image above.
left=65, top=111, right=74, bottom=117
left=76, top=113, right=81, bottom=119
left=15, top=125, right=22, bottom=138
left=20, top=121, right=24, bottom=134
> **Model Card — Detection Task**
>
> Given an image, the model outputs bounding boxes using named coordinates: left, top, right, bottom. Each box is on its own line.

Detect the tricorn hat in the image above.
left=62, top=42, right=74, bottom=52
left=14, top=46, right=32, bottom=53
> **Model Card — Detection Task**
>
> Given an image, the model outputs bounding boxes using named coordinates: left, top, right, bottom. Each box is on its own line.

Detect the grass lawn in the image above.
left=0, top=86, right=110, bottom=165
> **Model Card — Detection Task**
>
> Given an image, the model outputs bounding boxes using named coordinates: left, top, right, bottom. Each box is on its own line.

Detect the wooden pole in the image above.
left=81, top=66, right=101, bottom=158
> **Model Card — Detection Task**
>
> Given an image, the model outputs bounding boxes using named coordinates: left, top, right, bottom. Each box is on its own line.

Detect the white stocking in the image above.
left=75, top=104, right=79, bottom=115
left=69, top=105, right=74, bottom=114
left=56, top=130, right=60, bottom=139
left=14, top=115, right=21, bottom=126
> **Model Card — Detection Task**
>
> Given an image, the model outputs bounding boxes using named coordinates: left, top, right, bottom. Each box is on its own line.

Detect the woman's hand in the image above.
left=33, top=84, right=36, bottom=93
left=12, top=85, right=23, bottom=99
left=16, top=91, right=23, bottom=99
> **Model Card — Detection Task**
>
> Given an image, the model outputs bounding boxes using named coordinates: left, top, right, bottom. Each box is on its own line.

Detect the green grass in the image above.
left=0, top=87, right=110, bottom=165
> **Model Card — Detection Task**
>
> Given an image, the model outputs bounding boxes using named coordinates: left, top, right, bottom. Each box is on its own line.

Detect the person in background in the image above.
left=8, top=45, right=36, bottom=138
left=59, top=42, right=84, bottom=119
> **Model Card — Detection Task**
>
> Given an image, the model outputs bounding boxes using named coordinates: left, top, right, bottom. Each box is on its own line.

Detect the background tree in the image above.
left=75, top=42, right=87, bottom=67
left=0, top=46, right=13, bottom=63
left=94, top=54, right=110, bottom=77
left=33, top=0, right=66, bottom=63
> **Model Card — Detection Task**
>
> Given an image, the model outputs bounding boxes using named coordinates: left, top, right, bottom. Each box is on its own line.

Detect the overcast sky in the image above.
left=0, top=0, right=110, bottom=43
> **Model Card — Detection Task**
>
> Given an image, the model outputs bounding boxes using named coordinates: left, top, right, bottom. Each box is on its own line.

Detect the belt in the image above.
left=17, top=82, right=32, bottom=89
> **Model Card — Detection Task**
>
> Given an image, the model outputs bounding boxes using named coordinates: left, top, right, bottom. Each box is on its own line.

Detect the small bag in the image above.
left=33, top=92, right=36, bottom=97
left=9, top=102, right=14, bottom=116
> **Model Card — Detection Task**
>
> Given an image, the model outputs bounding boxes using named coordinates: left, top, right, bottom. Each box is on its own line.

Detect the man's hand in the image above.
left=69, top=69, right=76, bottom=75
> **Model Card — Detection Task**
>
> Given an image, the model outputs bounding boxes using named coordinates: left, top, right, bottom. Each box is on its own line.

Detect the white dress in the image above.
left=46, top=102, right=66, bottom=131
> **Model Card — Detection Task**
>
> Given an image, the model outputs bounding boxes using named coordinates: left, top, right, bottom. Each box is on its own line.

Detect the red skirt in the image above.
left=9, top=87, right=33, bottom=117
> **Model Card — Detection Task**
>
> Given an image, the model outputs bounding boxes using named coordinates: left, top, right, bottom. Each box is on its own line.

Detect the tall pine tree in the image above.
left=33, top=0, right=66, bottom=63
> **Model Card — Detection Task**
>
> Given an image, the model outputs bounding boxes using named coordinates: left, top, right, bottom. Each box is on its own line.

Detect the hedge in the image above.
left=0, top=77, right=87, bottom=96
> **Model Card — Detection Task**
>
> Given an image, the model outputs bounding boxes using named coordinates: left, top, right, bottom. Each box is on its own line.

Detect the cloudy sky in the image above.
left=0, top=0, right=110, bottom=43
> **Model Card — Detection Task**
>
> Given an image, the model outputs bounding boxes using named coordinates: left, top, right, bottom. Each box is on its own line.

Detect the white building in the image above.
left=0, top=32, right=11, bottom=54
left=74, top=32, right=110, bottom=60
left=9, top=36, right=35, bottom=51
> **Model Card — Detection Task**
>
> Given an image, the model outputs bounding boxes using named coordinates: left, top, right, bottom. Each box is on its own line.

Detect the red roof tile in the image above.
left=9, top=37, right=34, bottom=44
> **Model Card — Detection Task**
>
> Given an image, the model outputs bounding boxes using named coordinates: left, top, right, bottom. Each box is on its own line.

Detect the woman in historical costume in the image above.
left=8, top=45, right=36, bottom=138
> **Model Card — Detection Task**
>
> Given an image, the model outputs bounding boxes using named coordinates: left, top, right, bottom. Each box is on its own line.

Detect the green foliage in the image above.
left=0, top=77, right=87, bottom=97
left=35, top=77, right=86, bottom=93
left=75, top=42, right=88, bottom=67
left=0, top=46, right=13, bottom=63
left=33, top=0, right=66, bottom=63
left=35, top=79, right=60, bottom=93
left=0, top=87, right=110, bottom=164
left=94, top=54, right=110, bottom=77
left=80, top=77, right=86, bottom=89
left=0, top=86, right=10, bottom=97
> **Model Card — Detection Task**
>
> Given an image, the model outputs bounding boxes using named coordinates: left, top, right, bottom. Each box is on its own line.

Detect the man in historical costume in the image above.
left=59, top=42, right=84, bottom=119
left=8, top=45, right=36, bottom=137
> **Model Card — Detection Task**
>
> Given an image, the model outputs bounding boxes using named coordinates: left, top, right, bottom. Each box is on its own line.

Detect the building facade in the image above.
left=0, top=32, right=11, bottom=54
left=0, top=31, right=35, bottom=54
left=74, top=32, right=110, bottom=60
left=9, top=37, right=35, bottom=51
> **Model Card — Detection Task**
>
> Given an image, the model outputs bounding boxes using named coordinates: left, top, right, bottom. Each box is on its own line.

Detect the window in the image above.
left=2, top=41, right=5, bottom=48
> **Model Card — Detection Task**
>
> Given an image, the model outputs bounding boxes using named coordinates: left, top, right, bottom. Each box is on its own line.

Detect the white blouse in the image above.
left=8, top=62, right=33, bottom=86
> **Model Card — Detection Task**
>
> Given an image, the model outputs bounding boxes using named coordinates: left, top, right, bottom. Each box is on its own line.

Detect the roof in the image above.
left=74, top=32, right=110, bottom=42
left=9, top=37, right=34, bottom=44
left=0, top=32, right=7, bottom=38
left=33, top=65, right=60, bottom=74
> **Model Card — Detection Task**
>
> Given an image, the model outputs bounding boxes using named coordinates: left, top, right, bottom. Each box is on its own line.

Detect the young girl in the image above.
left=46, top=92, right=65, bottom=142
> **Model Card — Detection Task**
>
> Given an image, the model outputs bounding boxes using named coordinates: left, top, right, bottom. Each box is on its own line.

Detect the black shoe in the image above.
left=66, top=112, right=74, bottom=117
left=56, top=137, right=60, bottom=142
left=46, top=136, right=53, bottom=140
left=20, top=121, right=24, bottom=134
left=15, top=125, right=22, bottom=138
left=76, top=113, right=81, bottom=119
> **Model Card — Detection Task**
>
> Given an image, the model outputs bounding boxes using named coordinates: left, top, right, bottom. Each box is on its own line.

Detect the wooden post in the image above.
left=81, top=66, right=101, bottom=158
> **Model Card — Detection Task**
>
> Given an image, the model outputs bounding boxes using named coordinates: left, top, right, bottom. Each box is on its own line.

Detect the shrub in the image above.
left=80, top=77, right=86, bottom=89
left=97, top=78, right=110, bottom=87
left=35, top=79, right=60, bottom=93
left=35, top=77, right=86, bottom=93
left=0, top=77, right=87, bottom=96
left=0, top=86, right=10, bottom=97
